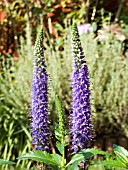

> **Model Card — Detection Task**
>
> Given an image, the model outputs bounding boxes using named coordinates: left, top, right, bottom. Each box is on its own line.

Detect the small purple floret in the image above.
left=31, top=29, right=50, bottom=151
left=71, top=24, right=94, bottom=153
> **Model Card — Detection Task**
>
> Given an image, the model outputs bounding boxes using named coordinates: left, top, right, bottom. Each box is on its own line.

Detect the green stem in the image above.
left=61, top=138, right=66, bottom=170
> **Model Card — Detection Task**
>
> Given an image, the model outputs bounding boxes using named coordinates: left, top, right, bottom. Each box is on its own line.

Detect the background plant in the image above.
left=1, top=0, right=128, bottom=57
left=45, top=24, right=128, bottom=138
left=89, top=144, right=128, bottom=170
left=0, top=37, right=33, bottom=169
left=81, top=28, right=128, bottom=137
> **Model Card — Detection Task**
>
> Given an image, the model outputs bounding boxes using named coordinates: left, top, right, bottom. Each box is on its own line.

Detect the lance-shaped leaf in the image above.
left=113, top=144, right=128, bottom=167
left=70, top=162, right=79, bottom=170
left=113, top=144, right=128, bottom=157
left=55, top=96, right=66, bottom=144
left=66, top=149, right=93, bottom=167
left=83, top=148, right=112, bottom=158
left=98, top=160, right=127, bottom=168
left=66, top=148, right=111, bottom=167
left=0, top=159, right=15, bottom=165
left=56, top=142, right=65, bottom=155
left=51, top=153, right=62, bottom=166
left=17, top=150, right=58, bottom=166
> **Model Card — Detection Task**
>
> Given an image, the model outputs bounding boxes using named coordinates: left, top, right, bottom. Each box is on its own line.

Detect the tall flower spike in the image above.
left=31, top=28, right=50, bottom=151
left=71, top=23, right=94, bottom=153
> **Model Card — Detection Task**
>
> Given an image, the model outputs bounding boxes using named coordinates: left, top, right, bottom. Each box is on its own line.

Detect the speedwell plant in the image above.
left=17, top=24, right=96, bottom=170
left=16, top=24, right=128, bottom=170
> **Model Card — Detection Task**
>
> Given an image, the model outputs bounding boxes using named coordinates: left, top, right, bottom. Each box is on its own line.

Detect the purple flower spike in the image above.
left=71, top=23, right=94, bottom=153
left=31, top=28, right=50, bottom=151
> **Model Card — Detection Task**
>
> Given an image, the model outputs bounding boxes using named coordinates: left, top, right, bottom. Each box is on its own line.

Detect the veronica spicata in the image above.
left=71, top=23, right=94, bottom=153
left=31, top=28, right=50, bottom=151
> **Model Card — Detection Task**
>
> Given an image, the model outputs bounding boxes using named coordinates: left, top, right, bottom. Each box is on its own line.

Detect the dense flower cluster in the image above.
left=71, top=23, right=94, bottom=153
left=31, top=28, right=50, bottom=151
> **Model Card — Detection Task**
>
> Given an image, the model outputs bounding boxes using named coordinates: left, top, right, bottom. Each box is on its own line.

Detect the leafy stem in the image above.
left=55, top=96, right=67, bottom=169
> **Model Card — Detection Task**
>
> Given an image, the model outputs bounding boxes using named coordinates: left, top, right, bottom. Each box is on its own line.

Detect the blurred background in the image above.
left=0, top=0, right=128, bottom=169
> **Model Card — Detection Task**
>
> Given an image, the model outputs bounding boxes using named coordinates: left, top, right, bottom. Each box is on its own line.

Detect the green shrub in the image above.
left=81, top=30, right=128, bottom=137
left=0, top=40, right=33, bottom=169
left=45, top=26, right=128, bottom=137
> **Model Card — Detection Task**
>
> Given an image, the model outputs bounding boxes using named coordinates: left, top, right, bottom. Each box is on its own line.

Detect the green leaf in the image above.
left=115, top=152, right=128, bottom=166
left=51, top=153, right=62, bottom=166
left=114, top=144, right=128, bottom=157
left=98, top=160, right=127, bottom=168
left=80, top=148, right=112, bottom=160
left=56, top=142, right=64, bottom=154
left=17, top=150, right=58, bottom=166
left=70, top=161, right=80, bottom=170
left=66, top=151, right=93, bottom=167
left=0, top=159, right=16, bottom=165
left=55, top=96, right=66, bottom=143
left=66, top=148, right=112, bottom=168
left=55, top=124, right=62, bottom=141
left=113, top=144, right=128, bottom=165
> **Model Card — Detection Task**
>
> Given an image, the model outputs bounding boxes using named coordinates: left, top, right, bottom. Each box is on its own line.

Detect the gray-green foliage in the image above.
left=0, top=38, right=33, bottom=169
left=81, top=29, right=128, bottom=137
left=45, top=26, right=128, bottom=137
left=44, top=30, right=72, bottom=113
left=18, top=27, right=128, bottom=166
